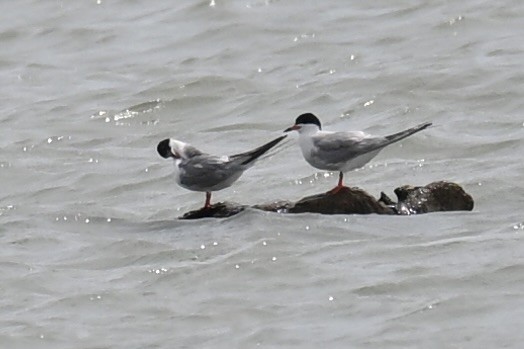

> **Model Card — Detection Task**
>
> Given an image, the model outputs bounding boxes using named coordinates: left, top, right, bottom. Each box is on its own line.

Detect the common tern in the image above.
left=157, top=135, right=286, bottom=209
left=284, top=113, right=431, bottom=192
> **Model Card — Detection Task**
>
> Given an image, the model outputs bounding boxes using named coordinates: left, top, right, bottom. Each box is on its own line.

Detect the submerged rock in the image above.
left=253, top=200, right=294, bottom=213
left=179, top=180, right=474, bottom=219
left=387, top=181, right=474, bottom=215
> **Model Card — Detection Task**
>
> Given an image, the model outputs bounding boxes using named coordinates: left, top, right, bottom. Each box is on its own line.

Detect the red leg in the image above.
left=328, top=172, right=345, bottom=194
left=204, top=192, right=212, bottom=209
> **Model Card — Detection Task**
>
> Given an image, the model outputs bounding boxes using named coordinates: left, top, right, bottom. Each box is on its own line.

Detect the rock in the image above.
left=288, top=186, right=395, bottom=215
left=178, top=181, right=474, bottom=219
left=180, top=202, right=246, bottom=219
left=390, top=180, right=474, bottom=215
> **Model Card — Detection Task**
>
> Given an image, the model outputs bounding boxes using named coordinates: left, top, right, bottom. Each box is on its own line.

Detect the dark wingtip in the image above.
left=275, top=134, right=287, bottom=143
left=239, top=135, right=287, bottom=165
left=157, top=139, right=172, bottom=158
left=267, top=135, right=287, bottom=150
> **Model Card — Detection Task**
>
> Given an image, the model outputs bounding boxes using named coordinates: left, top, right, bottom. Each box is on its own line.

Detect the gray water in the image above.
left=1, top=1, right=524, bottom=348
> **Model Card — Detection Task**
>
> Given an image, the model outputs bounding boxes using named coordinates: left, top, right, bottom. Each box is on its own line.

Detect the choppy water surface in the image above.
left=1, top=1, right=524, bottom=348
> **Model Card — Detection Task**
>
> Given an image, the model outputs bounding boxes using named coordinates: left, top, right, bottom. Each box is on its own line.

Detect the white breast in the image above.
left=298, top=134, right=322, bottom=168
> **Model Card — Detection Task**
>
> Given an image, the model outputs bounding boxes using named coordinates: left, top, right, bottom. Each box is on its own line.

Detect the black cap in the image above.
left=157, top=139, right=172, bottom=158
left=295, top=113, right=321, bottom=129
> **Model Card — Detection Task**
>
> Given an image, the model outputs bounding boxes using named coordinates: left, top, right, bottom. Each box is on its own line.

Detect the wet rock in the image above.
left=389, top=180, right=474, bottom=215
left=378, top=191, right=396, bottom=206
left=180, top=202, right=246, bottom=219
left=178, top=181, right=474, bottom=219
left=288, top=186, right=395, bottom=215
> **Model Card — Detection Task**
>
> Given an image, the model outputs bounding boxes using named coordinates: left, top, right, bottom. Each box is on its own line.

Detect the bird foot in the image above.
left=327, top=185, right=347, bottom=195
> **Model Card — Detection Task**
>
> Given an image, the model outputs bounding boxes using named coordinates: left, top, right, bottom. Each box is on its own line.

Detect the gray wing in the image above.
left=311, top=122, right=432, bottom=166
left=312, top=131, right=388, bottom=165
left=178, top=154, right=242, bottom=189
